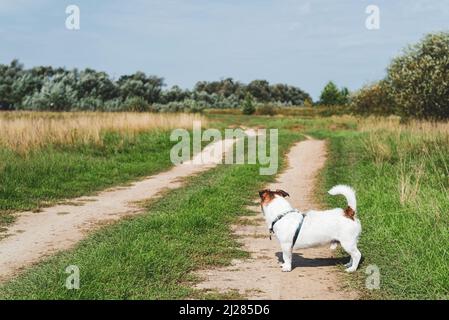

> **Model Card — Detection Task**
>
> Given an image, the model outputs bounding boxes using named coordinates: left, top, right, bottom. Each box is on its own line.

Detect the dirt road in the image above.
left=196, top=138, right=358, bottom=299
left=0, top=133, right=252, bottom=282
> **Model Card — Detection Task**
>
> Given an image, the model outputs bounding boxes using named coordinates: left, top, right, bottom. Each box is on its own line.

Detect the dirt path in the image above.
left=0, top=133, right=253, bottom=282
left=196, top=138, right=358, bottom=299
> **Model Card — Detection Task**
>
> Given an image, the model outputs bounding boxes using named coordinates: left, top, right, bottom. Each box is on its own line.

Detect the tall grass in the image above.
left=0, top=112, right=207, bottom=218
left=318, top=116, right=449, bottom=299
left=0, top=112, right=207, bottom=154
left=359, top=116, right=449, bottom=207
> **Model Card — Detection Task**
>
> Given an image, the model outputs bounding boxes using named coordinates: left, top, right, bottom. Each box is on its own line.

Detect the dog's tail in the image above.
left=328, top=185, right=357, bottom=212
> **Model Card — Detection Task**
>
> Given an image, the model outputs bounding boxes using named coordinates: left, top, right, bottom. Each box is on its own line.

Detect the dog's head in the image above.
left=258, top=189, right=290, bottom=205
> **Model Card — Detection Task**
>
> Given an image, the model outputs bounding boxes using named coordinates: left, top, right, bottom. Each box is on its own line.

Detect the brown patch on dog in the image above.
left=258, top=189, right=274, bottom=206
left=273, top=189, right=290, bottom=198
left=258, top=189, right=290, bottom=206
left=344, top=206, right=355, bottom=220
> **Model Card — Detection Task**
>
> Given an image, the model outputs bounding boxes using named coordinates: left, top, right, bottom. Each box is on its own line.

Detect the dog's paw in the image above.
left=345, top=267, right=357, bottom=273
left=344, top=262, right=352, bottom=268
left=281, top=264, right=292, bottom=272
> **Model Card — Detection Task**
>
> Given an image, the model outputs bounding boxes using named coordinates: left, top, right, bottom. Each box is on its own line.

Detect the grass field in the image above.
left=0, top=112, right=206, bottom=227
left=0, top=112, right=447, bottom=299
left=210, top=114, right=449, bottom=299
left=0, top=112, right=206, bottom=153
left=311, top=117, right=449, bottom=299
left=0, top=127, right=302, bottom=299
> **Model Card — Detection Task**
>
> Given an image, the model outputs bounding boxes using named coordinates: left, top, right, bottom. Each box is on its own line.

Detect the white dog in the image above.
left=259, top=185, right=362, bottom=273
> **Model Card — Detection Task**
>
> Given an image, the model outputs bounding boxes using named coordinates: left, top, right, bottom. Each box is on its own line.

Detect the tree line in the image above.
left=0, top=62, right=311, bottom=112
left=2, top=32, right=446, bottom=118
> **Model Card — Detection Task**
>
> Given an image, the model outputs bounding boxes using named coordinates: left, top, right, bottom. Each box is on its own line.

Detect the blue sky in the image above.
left=1, top=0, right=448, bottom=99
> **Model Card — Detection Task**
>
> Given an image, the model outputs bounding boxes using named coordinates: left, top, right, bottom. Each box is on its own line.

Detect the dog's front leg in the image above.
left=281, top=244, right=292, bottom=272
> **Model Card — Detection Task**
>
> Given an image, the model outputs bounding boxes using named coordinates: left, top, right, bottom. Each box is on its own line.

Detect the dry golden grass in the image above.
left=358, top=115, right=449, bottom=207
left=0, top=112, right=207, bottom=153
left=359, top=116, right=449, bottom=162
left=359, top=115, right=449, bottom=136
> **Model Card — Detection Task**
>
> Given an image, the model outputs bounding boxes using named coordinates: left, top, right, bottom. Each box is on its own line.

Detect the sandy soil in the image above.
left=0, top=134, right=251, bottom=282
left=195, top=139, right=358, bottom=299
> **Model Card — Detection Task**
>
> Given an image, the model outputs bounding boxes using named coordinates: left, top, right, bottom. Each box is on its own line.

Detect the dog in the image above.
left=258, top=185, right=361, bottom=272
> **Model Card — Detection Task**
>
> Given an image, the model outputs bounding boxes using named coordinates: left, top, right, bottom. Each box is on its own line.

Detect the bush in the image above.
left=256, top=104, right=277, bottom=116
left=101, top=98, right=124, bottom=111
left=241, top=94, right=255, bottom=115
left=76, top=97, right=103, bottom=111
left=151, top=99, right=206, bottom=113
left=22, top=80, right=77, bottom=111
left=351, top=81, right=395, bottom=115
left=303, top=97, right=314, bottom=108
left=122, top=96, right=149, bottom=112
left=182, top=99, right=206, bottom=113
left=386, top=32, right=449, bottom=119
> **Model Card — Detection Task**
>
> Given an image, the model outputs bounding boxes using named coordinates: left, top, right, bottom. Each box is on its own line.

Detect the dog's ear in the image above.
left=258, top=189, right=269, bottom=199
left=274, top=189, right=290, bottom=198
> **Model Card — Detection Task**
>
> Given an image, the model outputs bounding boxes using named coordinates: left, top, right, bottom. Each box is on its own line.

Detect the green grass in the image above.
left=0, top=129, right=302, bottom=299
left=317, top=129, right=449, bottom=300
left=2, top=112, right=447, bottom=300
left=0, top=131, right=180, bottom=226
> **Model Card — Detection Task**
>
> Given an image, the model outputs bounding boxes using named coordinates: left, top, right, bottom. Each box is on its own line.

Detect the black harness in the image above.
left=269, top=209, right=305, bottom=248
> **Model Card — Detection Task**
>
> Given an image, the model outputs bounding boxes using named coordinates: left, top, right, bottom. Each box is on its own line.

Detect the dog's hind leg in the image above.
left=340, top=241, right=361, bottom=273
left=280, top=244, right=292, bottom=272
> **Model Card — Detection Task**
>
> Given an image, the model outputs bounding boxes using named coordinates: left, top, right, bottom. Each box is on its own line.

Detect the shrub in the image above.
left=386, top=32, right=449, bottom=119
left=76, top=97, right=103, bottom=111
left=351, top=81, right=395, bottom=115
left=303, top=97, right=314, bottom=108
left=256, top=104, right=277, bottom=116
left=182, top=99, right=206, bottom=113
left=102, top=98, right=124, bottom=111
left=122, top=96, right=149, bottom=112
left=22, top=80, right=77, bottom=111
left=241, top=94, right=255, bottom=115
left=151, top=99, right=206, bottom=113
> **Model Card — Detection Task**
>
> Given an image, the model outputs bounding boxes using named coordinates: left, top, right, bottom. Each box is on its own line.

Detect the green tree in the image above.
left=339, top=87, right=350, bottom=105
left=23, top=75, right=77, bottom=111
left=241, top=93, right=255, bottom=115
left=386, top=32, right=449, bottom=119
left=319, top=81, right=341, bottom=106
left=0, top=59, right=24, bottom=109
left=123, top=96, right=150, bottom=112
left=117, top=72, right=164, bottom=104
left=247, top=79, right=271, bottom=102
left=319, top=81, right=350, bottom=106
left=77, top=68, right=119, bottom=101
left=161, top=85, right=190, bottom=104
